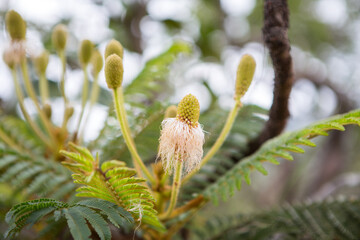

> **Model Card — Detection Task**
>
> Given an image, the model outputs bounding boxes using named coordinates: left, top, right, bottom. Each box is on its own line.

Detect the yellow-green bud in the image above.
left=65, top=106, right=74, bottom=119
left=5, top=10, right=26, bottom=40
left=235, top=54, right=256, bottom=102
left=3, top=50, right=16, bottom=69
left=34, top=51, right=49, bottom=75
left=79, top=40, right=94, bottom=66
left=105, top=54, right=123, bottom=89
left=176, top=94, right=200, bottom=127
left=52, top=24, right=68, bottom=51
left=164, top=105, right=177, bottom=119
left=91, top=49, right=103, bottom=76
left=105, top=39, right=123, bottom=59
left=43, top=104, right=52, bottom=119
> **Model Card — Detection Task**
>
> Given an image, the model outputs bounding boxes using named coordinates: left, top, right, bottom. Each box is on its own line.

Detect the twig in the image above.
left=247, top=0, right=294, bottom=155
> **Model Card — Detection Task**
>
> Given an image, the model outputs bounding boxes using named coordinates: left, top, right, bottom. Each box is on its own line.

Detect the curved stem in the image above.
left=164, top=160, right=183, bottom=218
left=112, top=87, right=155, bottom=184
left=182, top=103, right=240, bottom=184
left=59, top=50, right=67, bottom=104
left=74, top=66, right=89, bottom=138
left=11, top=69, right=53, bottom=150
left=20, top=60, right=56, bottom=144
left=78, top=73, right=100, bottom=142
left=39, top=72, right=49, bottom=103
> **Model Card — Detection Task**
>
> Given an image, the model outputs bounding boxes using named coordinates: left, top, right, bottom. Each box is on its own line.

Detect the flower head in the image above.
left=158, top=94, right=205, bottom=174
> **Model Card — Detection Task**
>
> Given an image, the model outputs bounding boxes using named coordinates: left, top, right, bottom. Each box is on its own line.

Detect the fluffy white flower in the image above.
left=158, top=94, right=205, bottom=174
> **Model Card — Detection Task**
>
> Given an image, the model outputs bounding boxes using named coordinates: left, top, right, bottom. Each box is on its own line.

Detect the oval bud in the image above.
left=105, top=39, right=123, bottom=59
left=52, top=24, right=68, bottom=51
left=43, top=104, right=52, bottom=119
left=65, top=106, right=74, bottom=119
left=235, top=54, right=256, bottom=101
left=3, top=50, right=16, bottom=69
left=164, top=105, right=177, bottom=119
left=34, top=50, right=49, bottom=75
left=176, top=94, right=200, bottom=127
left=91, top=49, right=103, bottom=76
left=5, top=10, right=26, bottom=40
left=105, top=54, right=123, bottom=89
left=79, top=40, right=93, bottom=66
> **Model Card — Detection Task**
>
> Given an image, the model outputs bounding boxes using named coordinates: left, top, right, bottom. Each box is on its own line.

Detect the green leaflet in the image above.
left=181, top=105, right=267, bottom=201
left=203, top=109, right=360, bottom=205
left=190, top=198, right=360, bottom=240
left=5, top=198, right=134, bottom=240
left=60, top=142, right=165, bottom=232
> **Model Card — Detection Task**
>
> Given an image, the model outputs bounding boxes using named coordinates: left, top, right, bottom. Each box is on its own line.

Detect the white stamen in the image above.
left=158, top=118, right=205, bottom=174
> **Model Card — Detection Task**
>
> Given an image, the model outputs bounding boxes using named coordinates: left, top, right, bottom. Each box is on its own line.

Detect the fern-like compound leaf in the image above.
left=5, top=198, right=134, bottom=240
left=203, top=109, right=360, bottom=205
left=60, top=142, right=165, bottom=232
left=190, top=198, right=360, bottom=240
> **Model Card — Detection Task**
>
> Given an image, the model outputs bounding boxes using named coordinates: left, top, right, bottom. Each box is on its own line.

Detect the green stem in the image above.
left=75, top=65, right=89, bottom=137
left=78, top=73, right=100, bottom=142
left=11, top=69, right=53, bottom=150
left=182, top=104, right=240, bottom=184
left=20, top=60, right=56, bottom=144
left=39, top=72, right=49, bottom=103
left=59, top=50, right=67, bottom=104
left=165, top=160, right=183, bottom=218
left=112, top=87, right=155, bottom=184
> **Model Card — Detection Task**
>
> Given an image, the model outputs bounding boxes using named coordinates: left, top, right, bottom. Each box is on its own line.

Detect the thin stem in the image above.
left=163, top=200, right=207, bottom=240
left=39, top=72, right=49, bottom=103
left=112, top=87, right=156, bottom=184
left=74, top=66, right=89, bottom=138
left=20, top=60, right=56, bottom=144
left=182, top=103, right=240, bottom=184
left=0, top=128, right=24, bottom=153
left=165, top=160, right=183, bottom=218
left=78, top=73, right=100, bottom=142
left=11, top=69, right=53, bottom=150
left=59, top=50, right=67, bottom=104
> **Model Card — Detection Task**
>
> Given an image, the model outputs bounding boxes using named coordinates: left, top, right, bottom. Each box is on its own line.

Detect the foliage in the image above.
left=191, top=197, right=360, bottom=240
left=5, top=198, right=133, bottom=240
left=203, top=110, right=360, bottom=205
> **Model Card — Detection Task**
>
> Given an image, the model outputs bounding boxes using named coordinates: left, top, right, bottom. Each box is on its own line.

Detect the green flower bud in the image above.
left=52, top=24, right=68, bottom=51
left=65, top=106, right=74, bottom=119
left=235, top=54, right=256, bottom=102
left=5, top=10, right=26, bottom=40
left=105, top=54, right=123, bottom=89
left=91, top=49, right=103, bottom=76
left=176, top=94, right=200, bottom=127
left=105, top=39, right=123, bottom=59
left=34, top=51, right=49, bottom=75
left=3, top=50, right=16, bottom=69
left=164, top=105, right=177, bottom=119
left=43, top=103, right=52, bottom=119
left=79, top=40, right=94, bottom=66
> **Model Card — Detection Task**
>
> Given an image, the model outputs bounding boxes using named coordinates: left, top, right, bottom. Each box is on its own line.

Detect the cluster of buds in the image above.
left=3, top=10, right=27, bottom=68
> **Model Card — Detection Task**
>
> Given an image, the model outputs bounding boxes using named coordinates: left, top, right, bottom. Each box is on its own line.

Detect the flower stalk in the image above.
left=164, top=160, right=183, bottom=218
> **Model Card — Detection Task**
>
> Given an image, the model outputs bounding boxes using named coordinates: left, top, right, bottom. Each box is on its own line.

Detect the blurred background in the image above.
left=1, top=0, right=360, bottom=228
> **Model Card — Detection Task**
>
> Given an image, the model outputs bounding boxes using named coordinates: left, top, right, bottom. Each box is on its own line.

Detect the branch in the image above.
left=247, top=0, right=294, bottom=154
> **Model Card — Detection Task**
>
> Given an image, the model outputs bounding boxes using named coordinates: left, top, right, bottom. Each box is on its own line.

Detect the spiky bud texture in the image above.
left=158, top=94, right=204, bottom=174
left=5, top=10, right=26, bottom=40
left=105, top=39, right=123, bottom=59
left=91, top=50, right=103, bottom=76
left=164, top=105, right=177, bottom=119
left=105, top=54, right=123, bottom=89
left=79, top=40, right=93, bottom=66
left=176, top=94, right=200, bottom=127
left=34, top=51, right=49, bottom=75
left=235, top=54, right=256, bottom=102
left=52, top=24, right=68, bottom=51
